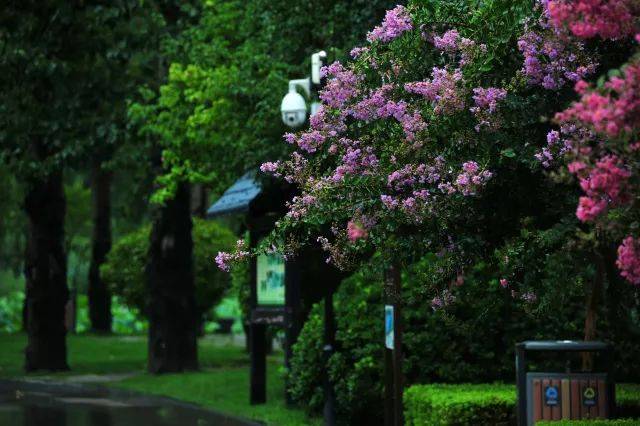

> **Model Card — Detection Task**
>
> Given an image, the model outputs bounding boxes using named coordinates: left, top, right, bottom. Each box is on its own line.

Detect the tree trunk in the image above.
left=23, top=170, right=69, bottom=372
left=582, top=250, right=605, bottom=370
left=88, top=162, right=113, bottom=333
left=190, top=183, right=208, bottom=218
left=147, top=181, right=198, bottom=373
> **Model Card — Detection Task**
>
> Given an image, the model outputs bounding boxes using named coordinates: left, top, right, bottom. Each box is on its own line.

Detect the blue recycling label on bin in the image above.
left=545, top=385, right=559, bottom=406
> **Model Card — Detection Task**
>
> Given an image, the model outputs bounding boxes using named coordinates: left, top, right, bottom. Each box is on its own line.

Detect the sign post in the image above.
left=249, top=238, right=287, bottom=405
left=384, top=264, right=403, bottom=426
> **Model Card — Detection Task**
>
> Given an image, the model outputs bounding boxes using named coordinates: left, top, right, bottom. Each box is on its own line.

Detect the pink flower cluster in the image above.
left=350, top=46, right=369, bottom=59
left=331, top=143, right=379, bottom=181
left=517, top=27, right=596, bottom=90
left=470, top=87, right=507, bottom=131
left=347, top=220, right=368, bottom=241
left=381, top=162, right=444, bottom=219
left=367, top=5, right=413, bottom=43
left=571, top=155, right=631, bottom=222
left=285, top=194, right=318, bottom=220
left=534, top=124, right=597, bottom=167
left=350, top=84, right=427, bottom=142
left=215, top=240, right=250, bottom=272
left=431, top=29, right=487, bottom=66
left=260, top=161, right=280, bottom=175
left=455, top=161, right=493, bottom=196
left=471, top=87, right=507, bottom=113
left=346, top=215, right=376, bottom=242
left=405, top=67, right=466, bottom=114
left=556, top=62, right=640, bottom=138
left=431, top=289, right=456, bottom=311
left=319, top=62, right=361, bottom=109
left=548, top=0, right=638, bottom=40
left=309, top=105, right=346, bottom=136
left=433, top=29, right=460, bottom=51
left=617, top=236, right=640, bottom=285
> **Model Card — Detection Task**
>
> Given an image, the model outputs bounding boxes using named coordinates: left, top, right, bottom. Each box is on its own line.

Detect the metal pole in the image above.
left=250, top=322, right=267, bottom=404
left=384, top=264, right=403, bottom=426
left=516, top=343, right=527, bottom=426
left=285, top=259, right=302, bottom=406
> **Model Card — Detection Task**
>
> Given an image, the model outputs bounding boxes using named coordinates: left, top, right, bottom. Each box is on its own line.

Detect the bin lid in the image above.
left=518, top=340, right=610, bottom=352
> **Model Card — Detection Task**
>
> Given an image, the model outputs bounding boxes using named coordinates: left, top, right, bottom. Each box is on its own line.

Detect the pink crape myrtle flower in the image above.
left=215, top=240, right=250, bottom=272
left=517, top=1, right=598, bottom=90
left=367, top=5, right=413, bottom=43
left=556, top=62, right=640, bottom=139
left=571, top=155, right=631, bottom=222
left=617, top=236, right=640, bottom=285
left=455, top=161, right=493, bottom=195
left=347, top=220, right=368, bottom=241
left=405, top=67, right=466, bottom=114
left=319, top=62, right=361, bottom=109
left=548, top=0, right=638, bottom=40
left=433, top=29, right=460, bottom=51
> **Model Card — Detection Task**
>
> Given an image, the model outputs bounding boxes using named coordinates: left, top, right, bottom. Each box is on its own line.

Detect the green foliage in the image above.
left=102, top=218, right=236, bottom=321
left=0, top=333, right=319, bottom=426
left=289, top=257, right=640, bottom=422
left=0, top=292, right=147, bottom=335
left=538, top=421, right=640, bottom=425
left=230, top=236, right=251, bottom=323
left=0, top=1, right=163, bottom=178
left=0, top=167, right=25, bottom=273
left=101, top=225, right=148, bottom=312
left=130, top=0, right=398, bottom=202
left=404, top=383, right=640, bottom=426
left=74, top=295, right=148, bottom=335
left=0, top=292, right=24, bottom=333
left=128, top=0, right=250, bottom=202
left=404, top=384, right=516, bottom=426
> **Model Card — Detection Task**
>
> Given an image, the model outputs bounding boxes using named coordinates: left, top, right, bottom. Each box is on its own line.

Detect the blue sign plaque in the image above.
left=385, top=305, right=394, bottom=350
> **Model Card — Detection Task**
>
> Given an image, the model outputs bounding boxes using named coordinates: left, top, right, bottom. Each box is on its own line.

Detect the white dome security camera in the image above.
left=281, top=78, right=311, bottom=128
left=281, top=90, right=307, bottom=128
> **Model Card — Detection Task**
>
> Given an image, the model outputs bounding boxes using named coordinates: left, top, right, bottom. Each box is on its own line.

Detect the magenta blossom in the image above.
left=617, top=236, right=640, bottom=285
left=367, top=5, right=413, bottom=43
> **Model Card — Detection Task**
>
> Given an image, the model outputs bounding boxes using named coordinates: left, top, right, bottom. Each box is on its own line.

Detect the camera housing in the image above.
left=280, top=91, right=307, bottom=128
left=281, top=78, right=311, bottom=128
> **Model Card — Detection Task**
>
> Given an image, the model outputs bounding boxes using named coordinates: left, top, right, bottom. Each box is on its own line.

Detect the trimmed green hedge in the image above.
left=404, top=384, right=516, bottom=426
left=405, top=384, right=640, bottom=426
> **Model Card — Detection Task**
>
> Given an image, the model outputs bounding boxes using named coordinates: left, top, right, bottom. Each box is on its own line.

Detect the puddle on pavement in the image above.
left=0, top=380, right=256, bottom=426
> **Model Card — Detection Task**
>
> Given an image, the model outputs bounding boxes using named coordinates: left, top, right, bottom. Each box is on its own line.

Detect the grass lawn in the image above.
left=0, top=333, right=320, bottom=426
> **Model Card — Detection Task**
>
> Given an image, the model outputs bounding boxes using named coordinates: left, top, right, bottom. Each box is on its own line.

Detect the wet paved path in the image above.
left=0, top=379, right=260, bottom=426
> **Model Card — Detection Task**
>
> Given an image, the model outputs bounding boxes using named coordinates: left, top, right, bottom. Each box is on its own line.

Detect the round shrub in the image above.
left=102, top=218, right=236, bottom=326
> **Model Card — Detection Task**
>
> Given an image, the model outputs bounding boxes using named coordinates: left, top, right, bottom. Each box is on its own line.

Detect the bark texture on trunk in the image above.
left=147, top=182, right=198, bottom=373
left=23, top=170, right=69, bottom=372
left=582, top=250, right=605, bottom=371
left=88, top=163, right=113, bottom=333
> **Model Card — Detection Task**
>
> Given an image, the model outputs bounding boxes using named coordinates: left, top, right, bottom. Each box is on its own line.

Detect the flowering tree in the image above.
left=220, top=1, right=569, bottom=295
left=526, top=0, right=640, bottom=287
left=257, top=4, right=507, bottom=270
left=217, top=0, right=639, bottom=350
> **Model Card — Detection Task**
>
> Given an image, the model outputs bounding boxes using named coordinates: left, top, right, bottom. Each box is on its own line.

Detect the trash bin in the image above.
left=516, top=340, right=615, bottom=426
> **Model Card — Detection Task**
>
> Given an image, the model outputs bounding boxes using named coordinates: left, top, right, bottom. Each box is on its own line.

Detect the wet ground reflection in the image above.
left=0, top=380, right=256, bottom=426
